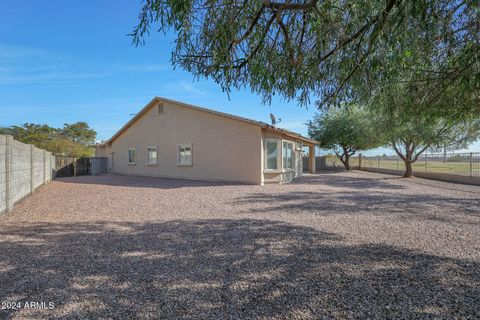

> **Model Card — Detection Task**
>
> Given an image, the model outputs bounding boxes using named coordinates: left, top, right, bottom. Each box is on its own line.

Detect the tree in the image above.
left=0, top=122, right=97, bottom=157
left=307, top=106, right=383, bottom=170
left=132, top=0, right=479, bottom=108
left=373, top=82, right=480, bottom=178
left=62, top=122, right=96, bottom=146
left=47, top=138, right=94, bottom=158
left=1, top=124, right=57, bottom=150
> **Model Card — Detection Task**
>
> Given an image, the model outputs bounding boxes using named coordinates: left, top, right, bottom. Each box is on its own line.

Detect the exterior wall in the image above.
left=0, top=136, right=6, bottom=213
left=261, top=129, right=304, bottom=184
left=99, top=101, right=263, bottom=184
left=0, top=135, right=55, bottom=213
left=32, top=146, right=45, bottom=190
left=9, top=138, right=31, bottom=205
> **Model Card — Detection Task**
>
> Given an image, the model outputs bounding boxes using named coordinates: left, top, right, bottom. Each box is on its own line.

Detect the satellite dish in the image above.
left=270, top=113, right=281, bottom=126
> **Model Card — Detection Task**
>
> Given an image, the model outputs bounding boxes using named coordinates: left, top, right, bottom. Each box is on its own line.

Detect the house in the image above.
left=95, top=97, right=318, bottom=185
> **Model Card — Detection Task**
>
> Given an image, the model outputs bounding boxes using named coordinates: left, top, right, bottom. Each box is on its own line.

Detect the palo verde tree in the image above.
left=131, top=0, right=479, bottom=108
left=307, top=106, right=383, bottom=170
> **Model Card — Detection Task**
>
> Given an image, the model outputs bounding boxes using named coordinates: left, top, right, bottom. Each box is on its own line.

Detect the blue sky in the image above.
left=1, top=1, right=478, bottom=155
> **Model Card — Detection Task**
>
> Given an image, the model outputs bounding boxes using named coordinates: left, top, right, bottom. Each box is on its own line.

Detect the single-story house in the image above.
left=95, top=97, right=318, bottom=185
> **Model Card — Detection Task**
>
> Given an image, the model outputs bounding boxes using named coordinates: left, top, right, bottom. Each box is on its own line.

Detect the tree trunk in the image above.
left=344, top=156, right=351, bottom=170
left=403, top=161, right=413, bottom=178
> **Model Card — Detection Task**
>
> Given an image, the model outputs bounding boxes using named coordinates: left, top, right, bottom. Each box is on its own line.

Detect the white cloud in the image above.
left=117, top=64, right=170, bottom=73
left=0, top=71, right=110, bottom=85
left=0, top=44, right=51, bottom=59
left=0, top=44, right=173, bottom=85
left=160, top=80, right=207, bottom=96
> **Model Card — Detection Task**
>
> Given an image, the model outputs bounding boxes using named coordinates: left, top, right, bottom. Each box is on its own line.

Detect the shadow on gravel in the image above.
left=293, top=173, right=406, bottom=190
left=0, top=219, right=478, bottom=319
left=55, top=174, right=242, bottom=189
left=235, top=191, right=480, bottom=225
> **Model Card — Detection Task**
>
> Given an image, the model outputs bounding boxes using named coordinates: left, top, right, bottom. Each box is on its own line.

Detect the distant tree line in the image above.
left=0, top=122, right=96, bottom=158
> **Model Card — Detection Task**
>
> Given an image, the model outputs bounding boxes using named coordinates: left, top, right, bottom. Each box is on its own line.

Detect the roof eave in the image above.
left=262, top=125, right=318, bottom=145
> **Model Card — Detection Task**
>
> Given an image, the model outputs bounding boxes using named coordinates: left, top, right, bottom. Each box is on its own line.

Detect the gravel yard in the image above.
left=0, top=171, right=479, bottom=319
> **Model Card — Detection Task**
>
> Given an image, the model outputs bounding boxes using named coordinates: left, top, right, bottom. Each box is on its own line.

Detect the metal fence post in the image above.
left=425, top=152, right=428, bottom=173
left=358, top=153, right=362, bottom=169
left=470, top=152, right=473, bottom=177
left=377, top=155, right=380, bottom=168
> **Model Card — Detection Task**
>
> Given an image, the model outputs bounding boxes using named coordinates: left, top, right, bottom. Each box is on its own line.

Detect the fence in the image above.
left=303, top=155, right=345, bottom=172
left=55, top=156, right=108, bottom=177
left=0, top=135, right=56, bottom=213
left=355, top=152, right=480, bottom=177
left=351, top=152, right=480, bottom=185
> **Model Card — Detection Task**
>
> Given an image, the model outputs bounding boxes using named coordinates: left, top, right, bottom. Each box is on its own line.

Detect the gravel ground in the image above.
left=0, top=171, right=479, bottom=319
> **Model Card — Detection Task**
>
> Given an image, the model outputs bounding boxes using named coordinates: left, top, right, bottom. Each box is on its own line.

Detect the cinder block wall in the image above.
left=0, top=135, right=55, bottom=214
left=0, top=136, right=6, bottom=213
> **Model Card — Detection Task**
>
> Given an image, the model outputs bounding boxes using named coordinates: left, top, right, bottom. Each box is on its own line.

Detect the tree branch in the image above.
left=391, top=141, right=407, bottom=161
left=264, top=0, right=319, bottom=11
left=229, top=4, right=266, bottom=51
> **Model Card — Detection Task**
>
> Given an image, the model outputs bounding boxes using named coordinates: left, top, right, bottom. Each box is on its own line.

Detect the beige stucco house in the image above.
left=95, top=97, right=317, bottom=185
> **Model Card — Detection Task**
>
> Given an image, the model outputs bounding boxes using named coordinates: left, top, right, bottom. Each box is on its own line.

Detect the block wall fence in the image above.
left=0, top=135, right=55, bottom=213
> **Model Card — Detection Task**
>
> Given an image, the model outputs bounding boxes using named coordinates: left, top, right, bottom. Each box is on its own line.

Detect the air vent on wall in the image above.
left=158, top=103, right=165, bottom=114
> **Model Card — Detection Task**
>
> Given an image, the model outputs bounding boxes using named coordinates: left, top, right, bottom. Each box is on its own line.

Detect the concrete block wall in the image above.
left=51, top=155, right=56, bottom=178
left=0, top=136, right=6, bottom=213
left=9, top=138, right=31, bottom=205
left=0, top=135, right=55, bottom=214
left=32, top=146, right=45, bottom=190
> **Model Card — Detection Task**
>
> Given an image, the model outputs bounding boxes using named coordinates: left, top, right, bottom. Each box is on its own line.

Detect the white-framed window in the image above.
left=265, top=139, right=280, bottom=170
left=128, top=147, right=136, bottom=165
left=177, top=143, right=192, bottom=166
left=283, top=141, right=294, bottom=169
left=146, top=146, right=158, bottom=165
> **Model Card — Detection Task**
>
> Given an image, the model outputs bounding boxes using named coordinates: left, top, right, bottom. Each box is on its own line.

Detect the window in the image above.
left=283, top=141, right=294, bottom=169
left=158, top=103, right=165, bottom=114
left=128, top=148, right=136, bottom=164
left=265, top=139, right=279, bottom=170
left=146, top=146, right=157, bottom=165
left=177, top=143, right=192, bottom=166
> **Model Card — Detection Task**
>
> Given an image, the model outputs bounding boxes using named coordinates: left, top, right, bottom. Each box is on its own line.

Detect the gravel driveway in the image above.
left=0, top=171, right=479, bottom=319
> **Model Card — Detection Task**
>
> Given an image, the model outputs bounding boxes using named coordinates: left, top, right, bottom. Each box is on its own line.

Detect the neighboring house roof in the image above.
left=99, top=97, right=318, bottom=146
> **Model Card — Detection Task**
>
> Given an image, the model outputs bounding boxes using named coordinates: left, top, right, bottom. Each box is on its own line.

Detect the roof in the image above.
left=100, top=96, right=318, bottom=146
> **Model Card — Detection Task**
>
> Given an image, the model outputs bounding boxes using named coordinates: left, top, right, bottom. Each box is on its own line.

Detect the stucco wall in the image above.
left=101, top=101, right=263, bottom=184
